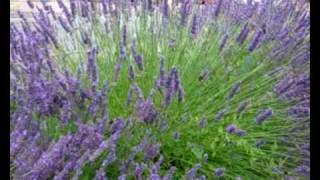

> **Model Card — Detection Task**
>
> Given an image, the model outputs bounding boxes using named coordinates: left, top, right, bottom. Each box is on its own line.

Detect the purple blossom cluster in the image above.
left=10, top=0, right=309, bottom=179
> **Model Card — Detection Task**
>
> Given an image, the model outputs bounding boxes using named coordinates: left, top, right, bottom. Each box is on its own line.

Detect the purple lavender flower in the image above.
left=58, top=16, right=71, bottom=33
left=129, top=138, right=148, bottom=161
left=164, top=68, right=176, bottom=106
left=114, top=62, right=122, bottom=82
left=225, top=124, right=246, bottom=136
left=150, top=155, right=164, bottom=180
left=70, top=0, right=77, bottom=18
left=255, top=139, right=266, bottom=148
left=234, top=129, right=247, bottom=136
left=111, top=118, right=125, bottom=135
left=147, top=0, right=153, bottom=12
left=61, top=99, right=71, bottom=124
left=225, top=124, right=237, bottom=134
left=297, top=74, right=310, bottom=87
left=136, top=98, right=158, bottom=123
left=101, top=148, right=117, bottom=167
left=72, top=151, right=91, bottom=180
left=132, top=46, right=144, bottom=71
left=127, top=87, right=133, bottom=107
left=219, top=34, right=229, bottom=52
left=163, top=0, right=169, bottom=18
left=215, top=0, right=223, bottom=17
left=173, top=132, right=181, bottom=140
left=119, top=42, right=126, bottom=61
left=102, top=0, right=108, bottom=15
left=186, top=163, right=202, bottom=180
left=144, top=143, right=160, bottom=160
left=163, top=166, right=177, bottom=180
left=27, top=0, right=34, bottom=9
left=89, top=142, right=111, bottom=162
left=159, top=55, right=166, bottom=86
left=214, top=167, right=225, bottom=177
left=191, top=14, right=198, bottom=38
left=199, top=118, right=208, bottom=128
left=180, top=0, right=191, bottom=25
left=48, top=6, right=57, bottom=20
left=288, top=106, right=310, bottom=118
left=215, top=108, right=228, bottom=122
left=118, top=174, right=127, bottom=180
left=200, top=175, right=206, bottom=180
left=122, top=25, right=127, bottom=47
left=129, top=64, right=135, bottom=81
left=248, top=31, right=263, bottom=52
left=284, top=176, right=297, bottom=180
left=80, top=1, right=89, bottom=18
left=159, top=119, right=168, bottom=132
left=168, top=39, right=176, bottom=48
left=57, top=0, right=72, bottom=23
left=255, top=108, right=273, bottom=124
left=274, top=75, right=295, bottom=95
left=132, top=83, right=144, bottom=101
left=237, top=100, right=249, bottom=115
left=295, top=165, right=310, bottom=176
left=228, top=82, right=240, bottom=99
left=94, top=168, right=107, bottom=180
left=236, top=23, right=250, bottom=45
left=30, top=135, right=71, bottom=179
left=135, top=163, right=146, bottom=180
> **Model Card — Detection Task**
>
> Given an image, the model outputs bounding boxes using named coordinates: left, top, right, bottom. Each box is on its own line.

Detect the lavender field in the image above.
left=10, top=0, right=310, bottom=179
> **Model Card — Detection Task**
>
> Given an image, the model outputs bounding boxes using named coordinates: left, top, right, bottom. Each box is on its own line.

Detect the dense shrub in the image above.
left=10, top=0, right=309, bottom=179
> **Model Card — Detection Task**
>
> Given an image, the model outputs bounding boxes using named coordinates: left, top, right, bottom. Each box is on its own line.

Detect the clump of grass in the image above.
left=10, top=0, right=309, bottom=179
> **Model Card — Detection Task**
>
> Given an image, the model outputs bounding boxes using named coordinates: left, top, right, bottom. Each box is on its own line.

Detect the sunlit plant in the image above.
left=10, top=0, right=309, bottom=179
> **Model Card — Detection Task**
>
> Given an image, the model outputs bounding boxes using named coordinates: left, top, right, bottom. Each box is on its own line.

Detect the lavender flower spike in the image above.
left=200, top=175, right=206, bottom=180
left=163, top=166, right=177, bottom=180
left=132, top=46, right=144, bottom=71
left=219, top=34, right=229, bottom=52
left=135, top=163, right=145, bottom=180
left=114, top=62, right=122, bottom=82
left=180, top=1, right=190, bottom=25
left=228, top=82, right=240, bottom=100
left=248, top=31, right=263, bottom=52
left=122, top=25, right=127, bottom=47
left=288, top=106, right=310, bottom=118
left=236, top=23, right=249, bottom=45
left=118, top=174, right=127, bottom=180
left=150, top=155, right=164, bottom=180
left=255, top=108, right=273, bottom=124
left=215, top=0, right=223, bottom=17
left=199, top=118, right=208, bottom=128
left=214, top=167, right=225, bottom=177
left=237, top=101, right=249, bottom=115
left=191, top=14, right=198, bottom=39
left=163, top=0, right=169, bottom=18
left=127, top=87, right=133, bottom=107
left=27, top=0, right=34, bottom=9
left=295, top=165, right=310, bottom=176
left=94, top=168, right=107, bottom=180
left=58, top=16, right=71, bottom=33
left=225, top=124, right=237, bottom=134
left=215, top=108, right=228, bottom=122
left=186, top=163, right=202, bottom=180
left=129, top=64, right=135, bottom=81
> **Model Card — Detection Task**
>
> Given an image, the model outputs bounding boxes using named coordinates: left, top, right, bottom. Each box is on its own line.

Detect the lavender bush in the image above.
left=10, top=0, right=309, bottom=179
